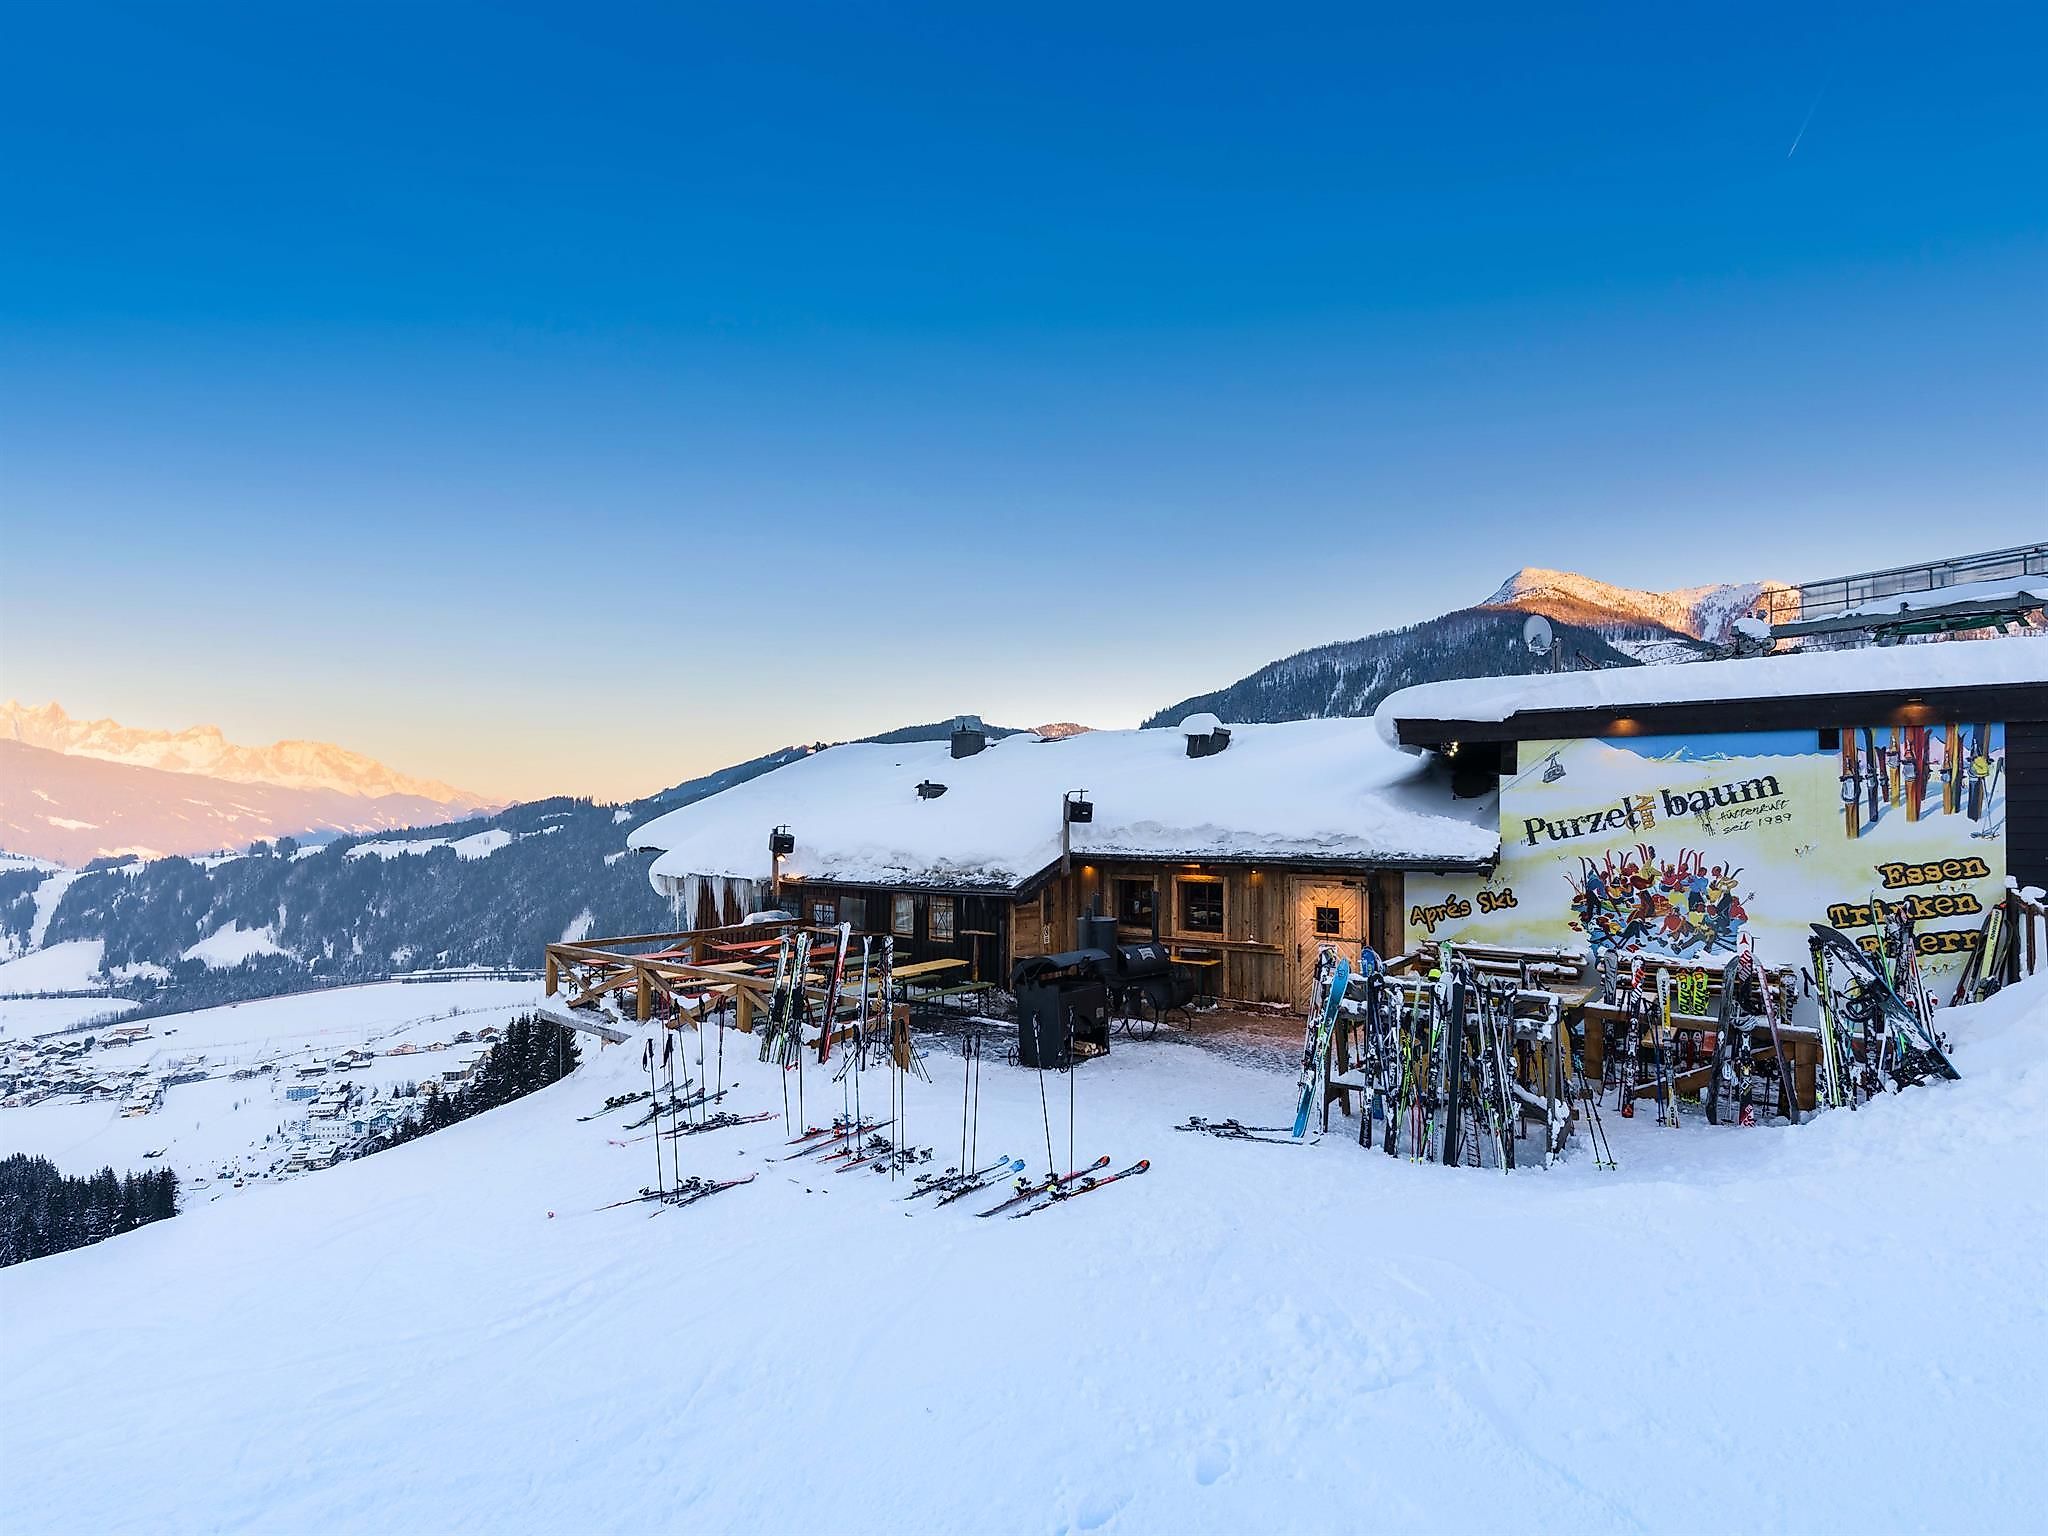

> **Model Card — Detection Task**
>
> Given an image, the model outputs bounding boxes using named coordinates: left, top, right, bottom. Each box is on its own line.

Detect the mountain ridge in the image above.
left=1146, top=565, right=1779, bottom=728
left=1479, top=567, right=1787, bottom=644
left=0, top=741, right=498, bottom=867
left=1, top=700, right=492, bottom=808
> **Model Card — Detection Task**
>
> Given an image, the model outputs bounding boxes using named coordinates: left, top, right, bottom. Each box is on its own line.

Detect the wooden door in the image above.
left=1290, top=879, right=1369, bottom=1010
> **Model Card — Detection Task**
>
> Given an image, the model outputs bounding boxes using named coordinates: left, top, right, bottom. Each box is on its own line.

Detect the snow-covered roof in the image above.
left=629, top=720, right=1499, bottom=893
left=1374, top=634, right=2048, bottom=745
left=1831, top=575, right=2048, bottom=621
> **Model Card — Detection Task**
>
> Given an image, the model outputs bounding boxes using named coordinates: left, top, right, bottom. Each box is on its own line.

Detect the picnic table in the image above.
left=706, top=938, right=781, bottom=957
left=892, top=957, right=970, bottom=982
left=1168, top=950, right=1225, bottom=1004
left=890, top=957, right=995, bottom=1018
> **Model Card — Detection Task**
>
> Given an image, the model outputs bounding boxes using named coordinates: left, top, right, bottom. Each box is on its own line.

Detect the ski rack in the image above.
left=1341, top=970, right=1571, bottom=1168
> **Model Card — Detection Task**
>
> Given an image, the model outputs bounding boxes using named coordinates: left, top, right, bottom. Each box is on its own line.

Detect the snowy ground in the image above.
left=3, top=979, right=2046, bottom=1534
left=0, top=993, right=137, bottom=1037
left=0, top=980, right=540, bottom=1189
left=0, top=936, right=110, bottom=994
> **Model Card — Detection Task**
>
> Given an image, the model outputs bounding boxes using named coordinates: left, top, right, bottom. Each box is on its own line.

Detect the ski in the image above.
left=830, top=1131, right=907, bottom=1172
left=934, top=1159, right=1034, bottom=1207
left=815, top=921, right=851, bottom=1066
left=786, top=1114, right=873, bottom=1147
left=1810, top=923, right=1961, bottom=1085
left=595, top=1173, right=755, bottom=1213
left=905, top=1155, right=1021, bottom=1200
left=577, top=1090, right=651, bottom=1122
left=650, top=1173, right=757, bottom=1214
left=1439, top=959, right=1465, bottom=1163
left=860, top=1146, right=934, bottom=1176
left=1292, top=948, right=1351, bottom=1139
left=665, top=1110, right=777, bottom=1139
left=779, top=1119, right=892, bottom=1160
left=974, top=1156, right=1110, bottom=1218
left=1175, top=1116, right=1300, bottom=1145
left=1010, top=1159, right=1150, bottom=1218
left=758, top=931, right=797, bottom=1063
left=621, top=1086, right=727, bottom=1131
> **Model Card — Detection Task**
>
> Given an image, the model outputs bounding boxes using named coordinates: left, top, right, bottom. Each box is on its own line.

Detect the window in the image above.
left=891, top=894, right=916, bottom=937
left=929, top=897, right=956, bottom=942
left=839, top=895, right=867, bottom=932
left=1176, top=878, right=1224, bottom=935
left=1116, top=879, right=1156, bottom=930
left=1314, top=905, right=1342, bottom=937
left=809, top=900, right=836, bottom=927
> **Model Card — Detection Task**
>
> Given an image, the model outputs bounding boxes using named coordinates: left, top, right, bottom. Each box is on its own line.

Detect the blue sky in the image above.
left=2, top=2, right=2042, bottom=800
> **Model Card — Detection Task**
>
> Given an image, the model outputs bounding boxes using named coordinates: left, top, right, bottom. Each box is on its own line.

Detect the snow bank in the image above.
left=1374, top=632, right=2048, bottom=745
left=632, top=718, right=1499, bottom=892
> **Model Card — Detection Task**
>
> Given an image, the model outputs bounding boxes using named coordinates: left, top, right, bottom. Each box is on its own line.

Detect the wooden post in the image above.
left=636, top=964, right=651, bottom=1023
left=545, top=950, right=557, bottom=996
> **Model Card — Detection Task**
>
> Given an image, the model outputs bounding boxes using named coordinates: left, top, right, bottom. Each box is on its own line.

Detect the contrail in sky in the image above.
left=1788, top=74, right=1832, bottom=158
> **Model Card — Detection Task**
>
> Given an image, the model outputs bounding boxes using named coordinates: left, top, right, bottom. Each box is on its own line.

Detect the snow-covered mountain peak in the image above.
left=1, top=700, right=493, bottom=808
left=1482, top=567, right=1788, bottom=644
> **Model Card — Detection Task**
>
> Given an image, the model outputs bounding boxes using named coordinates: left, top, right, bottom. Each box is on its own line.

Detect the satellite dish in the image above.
left=1523, top=613, right=1555, bottom=656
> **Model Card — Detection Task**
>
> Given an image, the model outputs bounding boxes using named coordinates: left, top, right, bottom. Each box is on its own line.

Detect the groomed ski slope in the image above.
left=5, top=979, right=2047, bottom=1535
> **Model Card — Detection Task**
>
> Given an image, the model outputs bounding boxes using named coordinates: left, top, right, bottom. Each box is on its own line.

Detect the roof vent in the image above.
left=916, top=780, right=948, bottom=800
left=950, top=715, right=988, bottom=759
left=1179, top=712, right=1232, bottom=759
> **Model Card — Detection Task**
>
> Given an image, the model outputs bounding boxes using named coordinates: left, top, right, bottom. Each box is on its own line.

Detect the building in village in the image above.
left=1377, top=634, right=2046, bottom=990
left=627, top=715, right=1498, bottom=1009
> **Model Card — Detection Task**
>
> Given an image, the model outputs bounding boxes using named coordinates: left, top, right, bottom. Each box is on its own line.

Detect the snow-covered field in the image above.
left=0, top=936, right=109, bottom=994
left=0, top=980, right=540, bottom=1189
left=0, top=993, right=138, bottom=1035
left=4, top=978, right=2046, bottom=1534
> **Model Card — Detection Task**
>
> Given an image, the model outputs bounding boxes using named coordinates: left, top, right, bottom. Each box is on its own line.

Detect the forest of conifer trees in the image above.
left=1, top=1154, right=180, bottom=1268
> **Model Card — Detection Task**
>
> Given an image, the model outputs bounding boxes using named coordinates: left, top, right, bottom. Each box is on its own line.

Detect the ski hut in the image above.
left=623, top=717, right=1497, bottom=1010
left=1376, top=634, right=2048, bottom=991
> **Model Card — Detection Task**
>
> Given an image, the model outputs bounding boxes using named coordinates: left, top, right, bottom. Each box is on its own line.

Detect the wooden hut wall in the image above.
left=784, top=883, right=1011, bottom=981
left=2008, top=718, right=2047, bottom=893
left=1029, top=859, right=1355, bottom=1006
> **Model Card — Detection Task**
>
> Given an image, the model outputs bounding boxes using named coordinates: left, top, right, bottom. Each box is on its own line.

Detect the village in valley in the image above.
left=0, top=977, right=543, bottom=1194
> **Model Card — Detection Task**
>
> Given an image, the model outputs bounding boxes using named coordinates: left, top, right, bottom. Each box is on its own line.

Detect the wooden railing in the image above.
left=542, top=920, right=884, bottom=1033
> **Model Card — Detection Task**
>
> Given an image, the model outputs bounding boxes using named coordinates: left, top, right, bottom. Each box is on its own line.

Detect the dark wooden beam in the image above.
left=1393, top=681, right=2048, bottom=748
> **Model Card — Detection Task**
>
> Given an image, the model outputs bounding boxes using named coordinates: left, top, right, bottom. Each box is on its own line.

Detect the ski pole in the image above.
left=643, top=1038, right=665, bottom=1201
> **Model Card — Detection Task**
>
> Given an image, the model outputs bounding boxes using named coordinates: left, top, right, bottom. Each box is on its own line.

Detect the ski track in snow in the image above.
left=4, top=979, right=2047, bottom=1534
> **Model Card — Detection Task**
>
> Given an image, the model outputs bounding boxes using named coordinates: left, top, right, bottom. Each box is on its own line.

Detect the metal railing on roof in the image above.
left=1766, top=542, right=2048, bottom=628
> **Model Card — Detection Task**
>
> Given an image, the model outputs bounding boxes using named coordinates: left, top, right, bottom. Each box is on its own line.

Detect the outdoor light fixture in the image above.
left=769, top=826, right=795, bottom=856
left=1060, top=789, right=1091, bottom=874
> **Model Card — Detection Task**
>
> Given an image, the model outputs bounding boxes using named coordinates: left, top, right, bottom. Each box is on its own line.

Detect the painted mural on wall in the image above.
left=1406, top=722, right=2006, bottom=984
